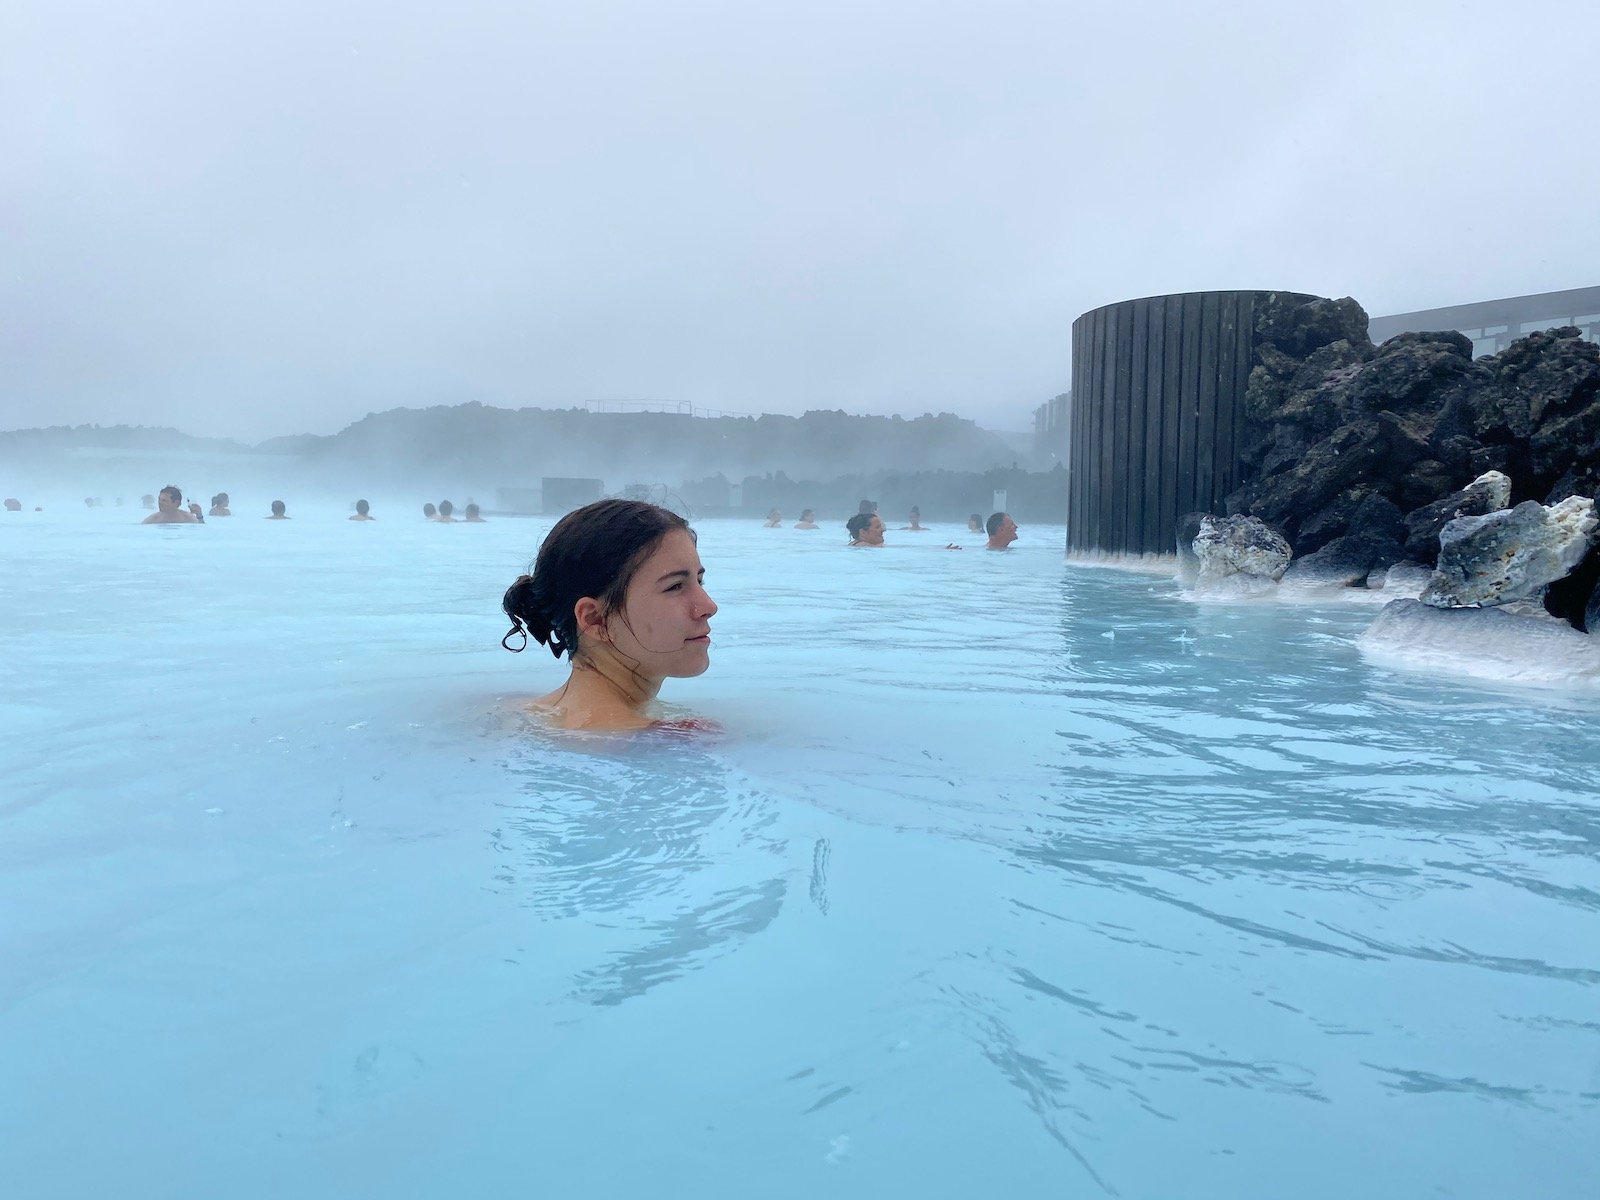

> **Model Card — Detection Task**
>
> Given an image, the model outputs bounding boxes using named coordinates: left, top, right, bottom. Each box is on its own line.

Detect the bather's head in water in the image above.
left=967, top=513, right=983, bottom=533
left=986, top=511, right=1017, bottom=549
left=437, top=500, right=456, bottom=522
left=795, top=508, right=817, bottom=529
left=209, top=492, right=231, bottom=517
left=501, top=499, right=716, bottom=731
left=423, top=503, right=437, bottom=520
left=350, top=499, right=373, bottom=521
left=846, top=512, right=885, bottom=546
left=142, top=485, right=198, bottom=525
left=268, top=500, right=289, bottom=519
left=464, top=503, right=484, bottom=522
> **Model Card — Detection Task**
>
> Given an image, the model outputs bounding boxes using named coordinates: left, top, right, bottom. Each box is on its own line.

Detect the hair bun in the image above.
left=502, top=572, right=566, bottom=657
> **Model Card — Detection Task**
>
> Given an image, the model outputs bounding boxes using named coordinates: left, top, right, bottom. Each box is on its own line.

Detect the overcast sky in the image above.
left=3, top=0, right=1596, bottom=442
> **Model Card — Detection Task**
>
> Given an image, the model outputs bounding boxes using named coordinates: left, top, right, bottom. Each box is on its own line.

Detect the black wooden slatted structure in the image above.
left=1067, top=290, right=1316, bottom=558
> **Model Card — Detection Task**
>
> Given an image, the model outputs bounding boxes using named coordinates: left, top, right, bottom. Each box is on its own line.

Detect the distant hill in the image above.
left=275, top=402, right=1029, bottom=486
left=0, top=423, right=252, bottom=457
left=0, top=404, right=1041, bottom=496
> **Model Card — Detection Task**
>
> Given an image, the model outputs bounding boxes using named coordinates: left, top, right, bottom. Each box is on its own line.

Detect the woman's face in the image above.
left=607, top=529, right=717, bottom=678
left=860, top=515, right=885, bottom=545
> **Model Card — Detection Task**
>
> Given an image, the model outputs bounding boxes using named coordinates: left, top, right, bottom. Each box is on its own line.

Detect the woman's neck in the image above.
left=539, top=648, right=664, bottom=730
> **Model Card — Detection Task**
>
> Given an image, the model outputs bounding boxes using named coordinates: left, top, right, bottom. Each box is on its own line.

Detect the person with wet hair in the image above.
left=902, top=505, right=927, bottom=531
left=794, top=508, right=818, bottom=529
left=501, top=499, right=717, bottom=731
left=268, top=500, right=290, bottom=519
left=436, top=500, right=456, bottom=523
left=349, top=499, right=374, bottom=521
left=422, top=503, right=437, bottom=520
left=986, top=511, right=1018, bottom=549
left=463, top=503, right=485, bottom=522
left=846, top=512, right=885, bottom=546
left=209, top=492, right=231, bottom=517
left=142, top=485, right=198, bottom=525
left=967, top=513, right=983, bottom=533
left=762, top=508, right=782, bottom=528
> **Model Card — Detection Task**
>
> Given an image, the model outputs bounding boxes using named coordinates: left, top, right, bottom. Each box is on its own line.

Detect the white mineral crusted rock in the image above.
left=1475, top=470, right=1513, bottom=511
left=1368, top=561, right=1434, bottom=597
left=1190, top=516, right=1291, bottom=596
left=1359, top=598, right=1600, bottom=687
left=1420, top=496, right=1597, bottom=608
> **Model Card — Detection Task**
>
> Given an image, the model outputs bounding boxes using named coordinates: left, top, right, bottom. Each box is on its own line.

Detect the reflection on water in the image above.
left=490, top=726, right=787, bottom=1007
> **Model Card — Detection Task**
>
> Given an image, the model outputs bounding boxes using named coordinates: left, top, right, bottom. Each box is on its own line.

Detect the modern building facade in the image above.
left=1066, top=290, right=1321, bottom=559
left=1032, top=391, right=1071, bottom=461
left=1368, top=285, right=1600, bottom=357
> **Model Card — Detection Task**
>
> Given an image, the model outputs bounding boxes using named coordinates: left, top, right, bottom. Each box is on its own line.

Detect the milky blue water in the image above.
left=2, top=507, right=1597, bottom=1198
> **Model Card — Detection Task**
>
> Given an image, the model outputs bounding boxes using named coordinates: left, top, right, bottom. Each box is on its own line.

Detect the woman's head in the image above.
left=502, top=500, right=716, bottom=677
left=799, top=508, right=814, bottom=522
left=846, top=512, right=885, bottom=544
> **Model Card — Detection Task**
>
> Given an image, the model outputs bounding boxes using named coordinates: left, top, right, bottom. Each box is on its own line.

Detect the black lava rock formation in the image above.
left=1224, top=293, right=1600, bottom=599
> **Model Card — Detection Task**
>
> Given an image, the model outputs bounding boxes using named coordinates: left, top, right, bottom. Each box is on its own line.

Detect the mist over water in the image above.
left=2, top=511, right=1595, bottom=1197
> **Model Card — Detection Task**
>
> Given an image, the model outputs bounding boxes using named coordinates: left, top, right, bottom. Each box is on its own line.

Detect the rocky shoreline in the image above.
left=1162, top=295, right=1600, bottom=685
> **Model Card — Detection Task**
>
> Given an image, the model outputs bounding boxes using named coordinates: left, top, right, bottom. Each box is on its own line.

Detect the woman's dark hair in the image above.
left=502, top=499, right=692, bottom=658
left=846, top=512, right=871, bottom=541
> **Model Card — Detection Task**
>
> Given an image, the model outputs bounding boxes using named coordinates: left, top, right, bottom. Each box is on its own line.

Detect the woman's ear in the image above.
left=573, top=597, right=607, bottom=642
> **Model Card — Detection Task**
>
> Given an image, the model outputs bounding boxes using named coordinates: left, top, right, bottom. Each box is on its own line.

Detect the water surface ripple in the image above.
left=0, top=511, right=1595, bottom=1198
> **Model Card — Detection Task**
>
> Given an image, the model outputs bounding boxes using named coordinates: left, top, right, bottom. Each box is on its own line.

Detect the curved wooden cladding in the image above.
left=1067, top=290, right=1285, bottom=556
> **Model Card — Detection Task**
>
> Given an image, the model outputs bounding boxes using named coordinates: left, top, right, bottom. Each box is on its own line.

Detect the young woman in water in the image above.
left=794, top=508, right=818, bottom=529
left=501, top=499, right=717, bottom=732
left=762, top=508, right=783, bottom=528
